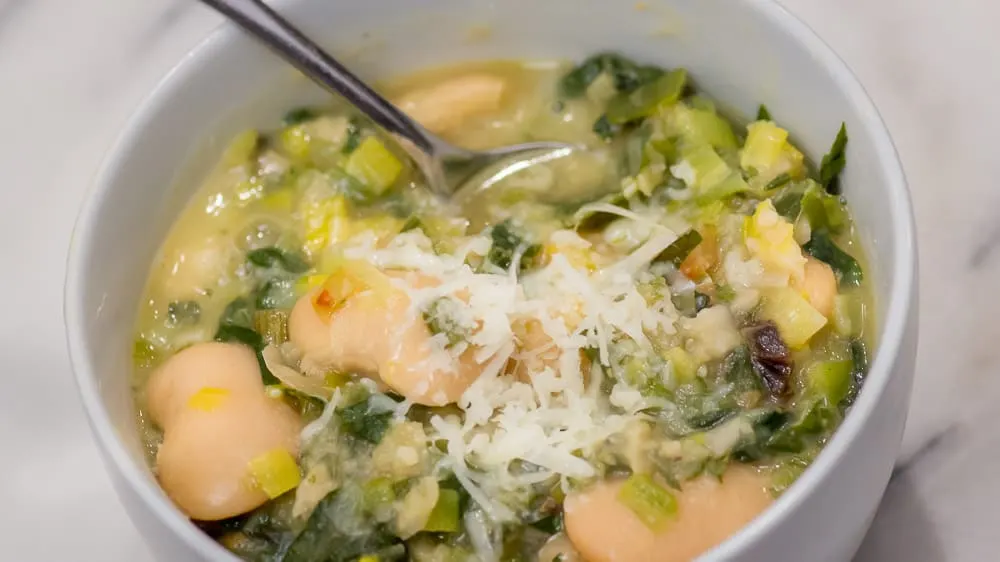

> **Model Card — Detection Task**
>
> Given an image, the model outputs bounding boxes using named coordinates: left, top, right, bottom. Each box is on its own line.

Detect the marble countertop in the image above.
left=0, top=0, right=995, bottom=560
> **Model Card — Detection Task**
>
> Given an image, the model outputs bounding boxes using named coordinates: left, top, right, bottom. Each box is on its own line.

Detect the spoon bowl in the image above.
left=201, top=0, right=577, bottom=198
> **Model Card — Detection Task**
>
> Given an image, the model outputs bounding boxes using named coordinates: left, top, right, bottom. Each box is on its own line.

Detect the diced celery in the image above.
left=247, top=449, right=301, bottom=498
left=222, top=130, right=260, bottom=169
left=698, top=172, right=751, bottom=202
left=760, top=288, right=828, bottom=349
left=740, top=121, right=789, bottom=172
left=345, top=137, right=403, bottom=195
left=669, top=104, right=738, bottom=150
left=258, top=189, right=295, bottom=213
left=278, top=125, right=311, bottom=162
left=617, top=473, right=678, bottom=530
left=254, top=310, right=289, bottom=345
left=301, top=194, right=349, bottom=257
left=799, top=182, right=848, bottom=234
left=682, top=144, right=731, bottom=191
left=804, top=360, right=852, bottom=404
left=187, top=387, right=229, bottom=412
left=423, top=488, right=461, bottom=533
left=664, top=347, right=697, bottom=383
left=363, top=476, right=397, bottom=510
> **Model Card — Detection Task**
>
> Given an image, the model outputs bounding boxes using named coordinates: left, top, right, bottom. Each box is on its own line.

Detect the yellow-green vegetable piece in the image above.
left=760, top=287, right=828, bottom=349
left=345, top=137, right=403, bottom=195
left=247, top=449, right=301, bottom=499
left=617, top=473, right=678, bottom=530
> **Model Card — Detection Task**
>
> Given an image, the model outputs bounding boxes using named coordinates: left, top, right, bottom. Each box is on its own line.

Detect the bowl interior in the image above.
left=67, top=0, right=911, bottom=558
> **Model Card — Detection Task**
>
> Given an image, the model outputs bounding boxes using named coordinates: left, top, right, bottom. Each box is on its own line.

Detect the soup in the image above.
left=132, top=54, right=873, bottom=562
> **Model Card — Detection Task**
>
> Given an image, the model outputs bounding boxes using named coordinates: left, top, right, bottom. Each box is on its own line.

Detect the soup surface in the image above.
left=133, top=55, right=873, bottom=562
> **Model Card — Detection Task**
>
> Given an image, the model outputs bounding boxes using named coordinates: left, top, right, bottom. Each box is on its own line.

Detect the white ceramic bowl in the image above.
left=65, top=0, right=917, bottom=560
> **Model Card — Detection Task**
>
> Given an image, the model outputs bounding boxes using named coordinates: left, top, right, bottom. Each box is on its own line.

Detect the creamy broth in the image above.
left=133, top=56, right=873, bottom=561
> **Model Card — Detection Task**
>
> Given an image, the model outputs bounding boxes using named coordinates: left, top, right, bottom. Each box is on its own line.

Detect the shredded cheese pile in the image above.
left=341, top=226, right=685, bottom=520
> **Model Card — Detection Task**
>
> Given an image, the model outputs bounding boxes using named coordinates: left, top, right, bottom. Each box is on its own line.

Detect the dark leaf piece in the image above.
left=743, top=322, right=793, bottom=397
left=339, top=397, right=394, bottom=444
left=819, top=123, right=848, bottom=194
left=655, top=229, right=703, bottom=266
left=756, top=104, right=772, bottom=121
left=247, top=247, right=310, bottom=274
left=803, top=231, right=863, bottom=288
left=487, top=220, right=540, bottom=273
left=282, top=107, right=317, bottom=126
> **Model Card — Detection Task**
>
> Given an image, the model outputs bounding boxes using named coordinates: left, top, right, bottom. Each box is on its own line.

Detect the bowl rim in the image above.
left=64, top=0, right=915, bottom=559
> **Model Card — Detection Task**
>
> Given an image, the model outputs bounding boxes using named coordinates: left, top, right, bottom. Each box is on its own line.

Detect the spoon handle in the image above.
left=199, top=0, right=433, bottom=152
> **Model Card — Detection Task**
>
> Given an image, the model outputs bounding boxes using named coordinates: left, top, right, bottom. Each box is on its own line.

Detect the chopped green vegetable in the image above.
left=342, top=119, right=363, bottom=154
left=803, top=231, right=863, bottom=288
left=487, top=220, right=540, bottom=272
left=215, top=323, right=264, bottom=349
left=283, top=107, right=318, bottom=126
left=766, top=399, right=839, bottom=453
left=765, top=173, right=791, bottom=190
left=219, top=297, right=255, bottom=329
left=617, top=473, right=678, bottom=530
left=559, top=53, right=664, bottom=98
left=362, top=477, right=396, bottom=511
left=592, top=114, right=620, bottom=140
left=669, top=105, right=738, bottom=150
left=340, top=397, right=394, bottom=444
left=247, top=247, right=310, bottom=273
left=656, top=229, right=703, bottom=266
left=799, top=183, right=848, bottom=234
left=283, top=489, right=399, bottom=562
left=400, top=216, right=423, bottom=233
left=215, top=298, right=280, bottom=385
left=819, top=123, right=848, bottom=194
left=805, top=360, right=853, bottom=405
left=756, top=104, right=772, bottom=121
left=423, top=488, right=461, bottom=533
left=166, top=300, right=201, bottom=327
left=254, top=277, right=297, bottom=310
left=254, top=310, right=289, bottom=345
left=345, top=137, right=403, bottom=195
left=605, top=69, right=687, bottom=125
left=773, top=189, right=804, bottom=220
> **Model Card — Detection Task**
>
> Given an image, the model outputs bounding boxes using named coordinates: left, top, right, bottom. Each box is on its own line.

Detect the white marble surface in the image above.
left=0, top=0, right=995, bottom=560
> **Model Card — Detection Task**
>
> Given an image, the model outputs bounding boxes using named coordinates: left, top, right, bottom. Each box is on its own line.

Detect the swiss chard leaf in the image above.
left=282, top=106, right=317, bottom=126
left=254, top=277, right=297, bottom=310
left=342, top=119, right=363, bottom=155
left=559, top=53, right=664, bottom=98
left=215, top=297, right=280, bottom=386
left=592, top=115, right=621, bottom=140
left=487, top=220, right=540, bottom=273
left=819, top=123, right=848, bottom=194
left=339, top=397, right=394, bottom=444
left=282, top=489, right=399, bottom=562
left=803, top=231, right=863, bottom=288
left=247, top=247, right=310, bottom=273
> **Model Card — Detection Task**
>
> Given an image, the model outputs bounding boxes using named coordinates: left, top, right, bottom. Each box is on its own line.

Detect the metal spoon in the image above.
left=200, top=0, right=576, bottom=196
